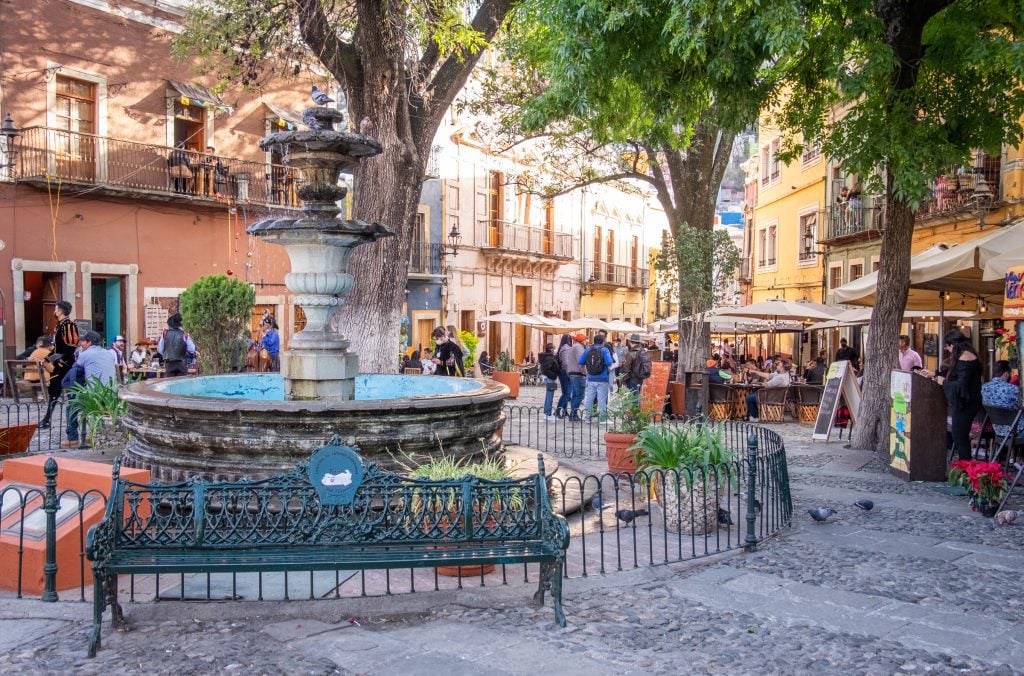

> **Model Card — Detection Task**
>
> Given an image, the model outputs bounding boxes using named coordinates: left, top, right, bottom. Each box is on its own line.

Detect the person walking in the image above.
left=578, top=334, right=614, bottom=422
left=619, top=334, right=653, bottom=395
left=562, top=334, right=588, bottom=420
left=922, top=329, right=982, bottom=462
left=431, top=326, right=464, bottom=376
left=539, top=343, right=562, bottom=421
left=260, top=317, right=281, bottom=372
left=39, top=300, right=79, bottom=430
left=554, top=335, right=574, bottom=418
left=158, top=313, right=196, bottom=377
left=61, top=330, right=117, bottom=448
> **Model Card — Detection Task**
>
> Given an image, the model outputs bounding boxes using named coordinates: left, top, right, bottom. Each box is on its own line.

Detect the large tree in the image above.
left=476, top=0, right=792, bottom=374
left=765, top=0, right=1024, bottom=451
left=176, top=0, right=514, bottom=372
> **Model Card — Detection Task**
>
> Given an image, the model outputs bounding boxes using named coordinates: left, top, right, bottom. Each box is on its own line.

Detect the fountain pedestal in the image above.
left=248, top=107, right=391, bottom=401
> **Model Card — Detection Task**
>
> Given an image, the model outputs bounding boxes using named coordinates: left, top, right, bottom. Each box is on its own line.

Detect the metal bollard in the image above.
left=42, top=457, right=59, bottom=602
left=745, top=433, right=758, bottom=552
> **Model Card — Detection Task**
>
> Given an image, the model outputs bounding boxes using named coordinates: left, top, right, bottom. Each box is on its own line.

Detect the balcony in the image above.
left=409, top=242, right=443, bottom=276
left=476, top=219, right=574, bottom=275
left=917, top=154, right=1000, bottom=221
left=822, top=202, right=885, bottom=244
left=12, top=127, right=302, bottom=209
left=584, top=262, right=649, bottom=290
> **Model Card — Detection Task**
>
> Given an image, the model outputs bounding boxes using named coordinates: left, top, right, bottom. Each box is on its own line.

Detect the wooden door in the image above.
left=488, top=171, right=504, bottom=246
left=514, top=286, right=531, bottom=363
left=543, top=201, right=555, bottom=255
left=54, top=76, right=97, bottom=180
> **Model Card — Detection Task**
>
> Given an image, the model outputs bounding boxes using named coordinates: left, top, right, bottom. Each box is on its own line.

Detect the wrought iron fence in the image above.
left=0, top=400, right=68, bottom=456
left=0, top=407, right=790, bottom=603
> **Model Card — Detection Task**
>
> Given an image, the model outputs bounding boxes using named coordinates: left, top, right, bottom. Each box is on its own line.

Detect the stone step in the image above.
left=672, top=567, right=1024, bottom=664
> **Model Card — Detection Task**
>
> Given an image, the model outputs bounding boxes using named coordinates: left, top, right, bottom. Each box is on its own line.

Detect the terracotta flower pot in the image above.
left=0, top=423, right=38, bottom=455
left=604, top=432, right=638, bottom=474
left=490, top=370, right=520, bottom=398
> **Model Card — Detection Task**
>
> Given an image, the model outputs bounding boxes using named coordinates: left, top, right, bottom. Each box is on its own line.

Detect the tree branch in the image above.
left=295, top=0, right=361, bottom=86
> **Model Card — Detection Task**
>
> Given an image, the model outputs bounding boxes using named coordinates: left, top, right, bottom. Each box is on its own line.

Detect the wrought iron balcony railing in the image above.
left=477, top=219, right=574, bottom=259
left=585, top=262, right=649, bottom=289
left=823, top=202, right=885, bottom=242
left=918, top=157, right=1001, bottom=220
left=409, top=242, right=444, bottom=275
left=13, top=126, right=302, bottom=208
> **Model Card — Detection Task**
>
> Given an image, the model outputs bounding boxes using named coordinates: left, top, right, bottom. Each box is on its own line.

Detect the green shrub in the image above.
left=459, top=330, right=479, bottom=369
left=180, top=275, right=255, bottom=374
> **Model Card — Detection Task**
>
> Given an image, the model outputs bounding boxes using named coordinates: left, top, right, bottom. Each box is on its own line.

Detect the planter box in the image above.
left=0, top=423, right=38, bottom=455
left=490, top=370, right=520, bottom=398
left=604, top=432, right=638, bottom=474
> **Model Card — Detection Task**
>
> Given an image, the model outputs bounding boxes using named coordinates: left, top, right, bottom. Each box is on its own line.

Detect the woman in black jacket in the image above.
left=926, top=329, right=982, bottom=461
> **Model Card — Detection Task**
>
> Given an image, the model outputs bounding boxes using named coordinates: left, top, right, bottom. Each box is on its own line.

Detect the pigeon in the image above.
left=717, top=508, right=734, bottom=525
left=996, top=510, right=1018, bottom=526
left=854, top=499, right=874, bottom=511
left=359, top=116, right=376, bottom=137
left=311, top=85, right=335, bottom=105
left=591, top=495, right=610, bottom=511
left=615, top=508, right=649, bottom=524
left=301, top=110, right=325, bottom=130
left=807, top=508, right=836, bottom=523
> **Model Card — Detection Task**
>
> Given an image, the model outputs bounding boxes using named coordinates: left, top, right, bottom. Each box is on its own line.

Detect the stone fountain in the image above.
left=120, top=107, right=507, bottom=482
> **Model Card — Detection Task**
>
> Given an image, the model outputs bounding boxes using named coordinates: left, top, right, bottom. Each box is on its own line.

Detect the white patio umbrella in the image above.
left=806, top=308, right=978, bottom=331
left=604, top=319, right=645, bottom=332
left=715, top=298, right=841, bottom=322
left=558, top=316, right=611, bottom=331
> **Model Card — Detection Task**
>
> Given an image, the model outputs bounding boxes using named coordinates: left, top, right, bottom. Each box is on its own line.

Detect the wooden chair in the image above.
left=4, top=360, right=50, bottom=403
left=708, top=384, right=735, bottom=421
left=756, top=386, right=789, bottom=422
left=795, top=385, right=824, bottom=424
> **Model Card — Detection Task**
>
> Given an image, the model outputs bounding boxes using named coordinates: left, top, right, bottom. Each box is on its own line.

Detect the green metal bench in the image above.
left=85, top=444, right=569, bottom=657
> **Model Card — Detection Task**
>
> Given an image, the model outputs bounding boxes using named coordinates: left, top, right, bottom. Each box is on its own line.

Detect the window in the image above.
left=829, top=265, right=843, bottom=290
left=770, top=139, right=781, bottom=182
left=605, top=229, right=615, bottom=282
left=798, top=211, right=818, bottom=264
left=767, top=225, right=777, bottom=266
left=801, top=137, right=822, bottom=165
left=758, top=229, right=767, bottom=267
left=849, top=263, right=864, bottom=282
left=871, top=257, right=880, bottom=272
left=757, top=224, right=777, bottom=269
left=543, top=200, right=555, bottom=254
left=54, top=76, right=97, bottom=178
left=761, top=139, right=782, bottom=186
left=760, top=145, right=770, bottom=186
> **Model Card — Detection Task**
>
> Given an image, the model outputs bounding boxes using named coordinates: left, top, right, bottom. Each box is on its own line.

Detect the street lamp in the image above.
left=442, top=222, right=462, bottom=258
left=581, top=274, right=598, bottom=297
left=973, top=175, right=994, bottom=228
left=0, top=114, right=21, bottom=172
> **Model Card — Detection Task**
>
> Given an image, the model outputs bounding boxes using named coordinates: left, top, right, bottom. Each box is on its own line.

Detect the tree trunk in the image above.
left=851, top=191, right=914, bottom=451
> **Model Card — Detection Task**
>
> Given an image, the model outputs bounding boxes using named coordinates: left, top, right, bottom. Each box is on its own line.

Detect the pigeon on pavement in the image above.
left=808, top=508, right=836, bottom=523
left=615, top=508, right=649, bottom=524
left=717, top=508, right=734, bottom=525
left=311, top=85, right=335, bottom=105
left=996, top=510, right=1018, bottom=526
left=591, top=495, right=610, bottom=511
left=854, top=499, right=874, bottom=511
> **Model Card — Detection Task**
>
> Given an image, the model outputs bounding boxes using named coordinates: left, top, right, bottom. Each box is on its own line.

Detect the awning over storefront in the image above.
left=263, top=102, right=305, bottom=130
left=167, top=80, right=232, bottom=112
left=834, top=218, right=1024, bottom=310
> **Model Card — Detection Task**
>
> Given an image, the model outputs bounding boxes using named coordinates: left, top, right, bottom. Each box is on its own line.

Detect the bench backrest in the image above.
left=105, top=458, right=550, bottom=550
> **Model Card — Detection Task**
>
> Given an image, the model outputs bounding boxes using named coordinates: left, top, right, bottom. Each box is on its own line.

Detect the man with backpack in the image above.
left=577, top=333, right=614, bottom=422
left=620, top=334, right=653, bottom=396
left=158, top=313, right=196, bottom=377
left=538, top=343, right=562, bottom=421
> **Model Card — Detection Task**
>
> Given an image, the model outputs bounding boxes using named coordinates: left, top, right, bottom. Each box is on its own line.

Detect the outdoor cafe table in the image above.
left=727, top=383, right=761, bottom=419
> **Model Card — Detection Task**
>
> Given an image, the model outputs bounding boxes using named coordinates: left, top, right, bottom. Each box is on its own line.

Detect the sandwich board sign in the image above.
left=812, top=360, right=862, bottom=441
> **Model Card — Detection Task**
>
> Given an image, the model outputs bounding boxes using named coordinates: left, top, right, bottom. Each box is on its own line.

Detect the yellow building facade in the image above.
left=748, top=124, right=827, bottom=360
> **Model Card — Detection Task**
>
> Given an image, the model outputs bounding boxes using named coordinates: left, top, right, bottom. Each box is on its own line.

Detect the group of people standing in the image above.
left=537, top=332, right=652, bottom=422
left=400, top=325, right=467, bottom=376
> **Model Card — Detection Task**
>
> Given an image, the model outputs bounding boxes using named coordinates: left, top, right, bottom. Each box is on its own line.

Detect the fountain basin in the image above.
left=121, top=374, right=509, bottom=482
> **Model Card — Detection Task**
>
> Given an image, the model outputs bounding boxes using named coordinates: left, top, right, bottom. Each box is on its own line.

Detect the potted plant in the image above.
left=489, top=350, right=520, bottom=398
left=403, top=452, right=523, bottom=576
left=67, top=379, right=128, bottom=447
left=634, top=422, right=735, bottom=534
left=603, top=388, right=654, bottom=474
left=949, top=460, right=1008, bottom=517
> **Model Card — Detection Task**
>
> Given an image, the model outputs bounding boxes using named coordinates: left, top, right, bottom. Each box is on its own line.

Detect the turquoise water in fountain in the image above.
left=151, top=373, right=484, bottom=401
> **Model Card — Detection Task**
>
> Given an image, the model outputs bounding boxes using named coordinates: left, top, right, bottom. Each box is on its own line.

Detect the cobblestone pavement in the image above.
left=2, top=386, right=1023, bottom=674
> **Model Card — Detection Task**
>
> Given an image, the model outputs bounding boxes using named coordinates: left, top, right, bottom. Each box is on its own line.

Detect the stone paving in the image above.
left=1, top=385, right=1023, bottom=674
